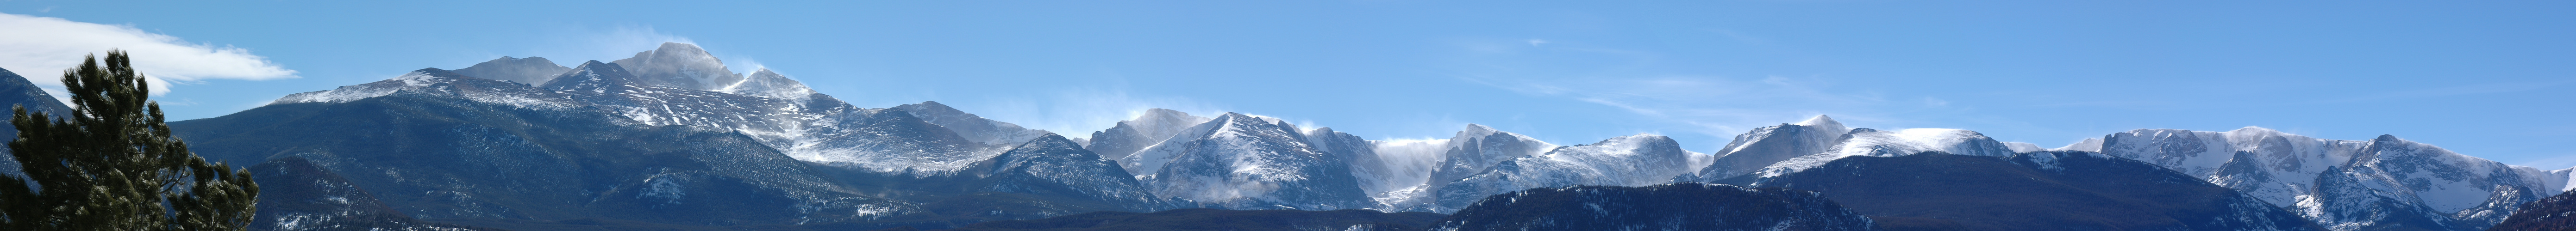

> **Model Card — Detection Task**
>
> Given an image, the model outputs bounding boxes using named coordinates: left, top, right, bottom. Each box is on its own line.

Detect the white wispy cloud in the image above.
left=972, top=86, right=1225, bottom=136
left=1446, top=38, right=1917, bottom=139
left=0, top=12, right=298, bottom=94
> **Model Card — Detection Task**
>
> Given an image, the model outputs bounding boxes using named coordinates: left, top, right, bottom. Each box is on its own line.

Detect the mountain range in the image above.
left=0, top=43, right=2569, bottom=230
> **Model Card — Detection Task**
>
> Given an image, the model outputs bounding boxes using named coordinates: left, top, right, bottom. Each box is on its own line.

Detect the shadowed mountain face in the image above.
left=0, top=67, right=74, bottom=180
left=934, top=208, right=1444, bottom=231
left=2488, top=190, right=2576, bottom=231
left=1433, top=182, right=1879, bottom=231
left=1711, top=151, right=2327, bottom=231
left=248, top=156, right=494, bottom=231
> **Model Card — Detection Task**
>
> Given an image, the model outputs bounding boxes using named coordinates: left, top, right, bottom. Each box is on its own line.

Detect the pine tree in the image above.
left=0, top=50, right=259, bottom=231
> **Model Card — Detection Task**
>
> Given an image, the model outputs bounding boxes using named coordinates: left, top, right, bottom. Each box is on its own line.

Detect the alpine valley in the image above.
left=1, top=43, right=2570, bottom=231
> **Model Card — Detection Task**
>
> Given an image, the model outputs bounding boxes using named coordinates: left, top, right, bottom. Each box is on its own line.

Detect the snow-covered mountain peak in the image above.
left=609, top=43, right=744, bottom=92
left=1116, top=112, right=1301, bottom=176
left=1791, top=115, right=1846, bottom=133
left=1692, top=116, right=1858, bottom=181
left=451, top=56, right=569, bottom=85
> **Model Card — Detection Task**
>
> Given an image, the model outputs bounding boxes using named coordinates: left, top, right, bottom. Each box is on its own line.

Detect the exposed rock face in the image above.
left=1432, top=182, right=1879, bottom=231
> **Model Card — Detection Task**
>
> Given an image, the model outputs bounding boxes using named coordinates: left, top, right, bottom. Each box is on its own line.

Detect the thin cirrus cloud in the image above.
left=1446, top=38, right=1898, bottom=137
left=0, top=13, right=297, bottom=95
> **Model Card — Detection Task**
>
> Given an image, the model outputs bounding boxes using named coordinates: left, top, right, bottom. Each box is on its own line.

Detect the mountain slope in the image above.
left=1716, top=151, right=2326, bottom=231
left=1432, top=182, right=1879, bottom=231
left=175, top=67, right=919, bottom=226
left=248, top=156, right=493, bottom=231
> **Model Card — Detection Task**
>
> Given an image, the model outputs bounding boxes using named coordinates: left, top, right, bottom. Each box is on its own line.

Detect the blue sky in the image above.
left=4, top=0, right=2572, bottom=169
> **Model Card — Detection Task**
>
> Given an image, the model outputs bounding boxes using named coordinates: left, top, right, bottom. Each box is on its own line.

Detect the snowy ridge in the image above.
left=1426, top=134, right=1708, bottom=213
left=1753, top=128, right=2013, bottom=178
left=270, top=68, right=581, bottom=109
left=2099, top=128, right=2560, bottom=231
